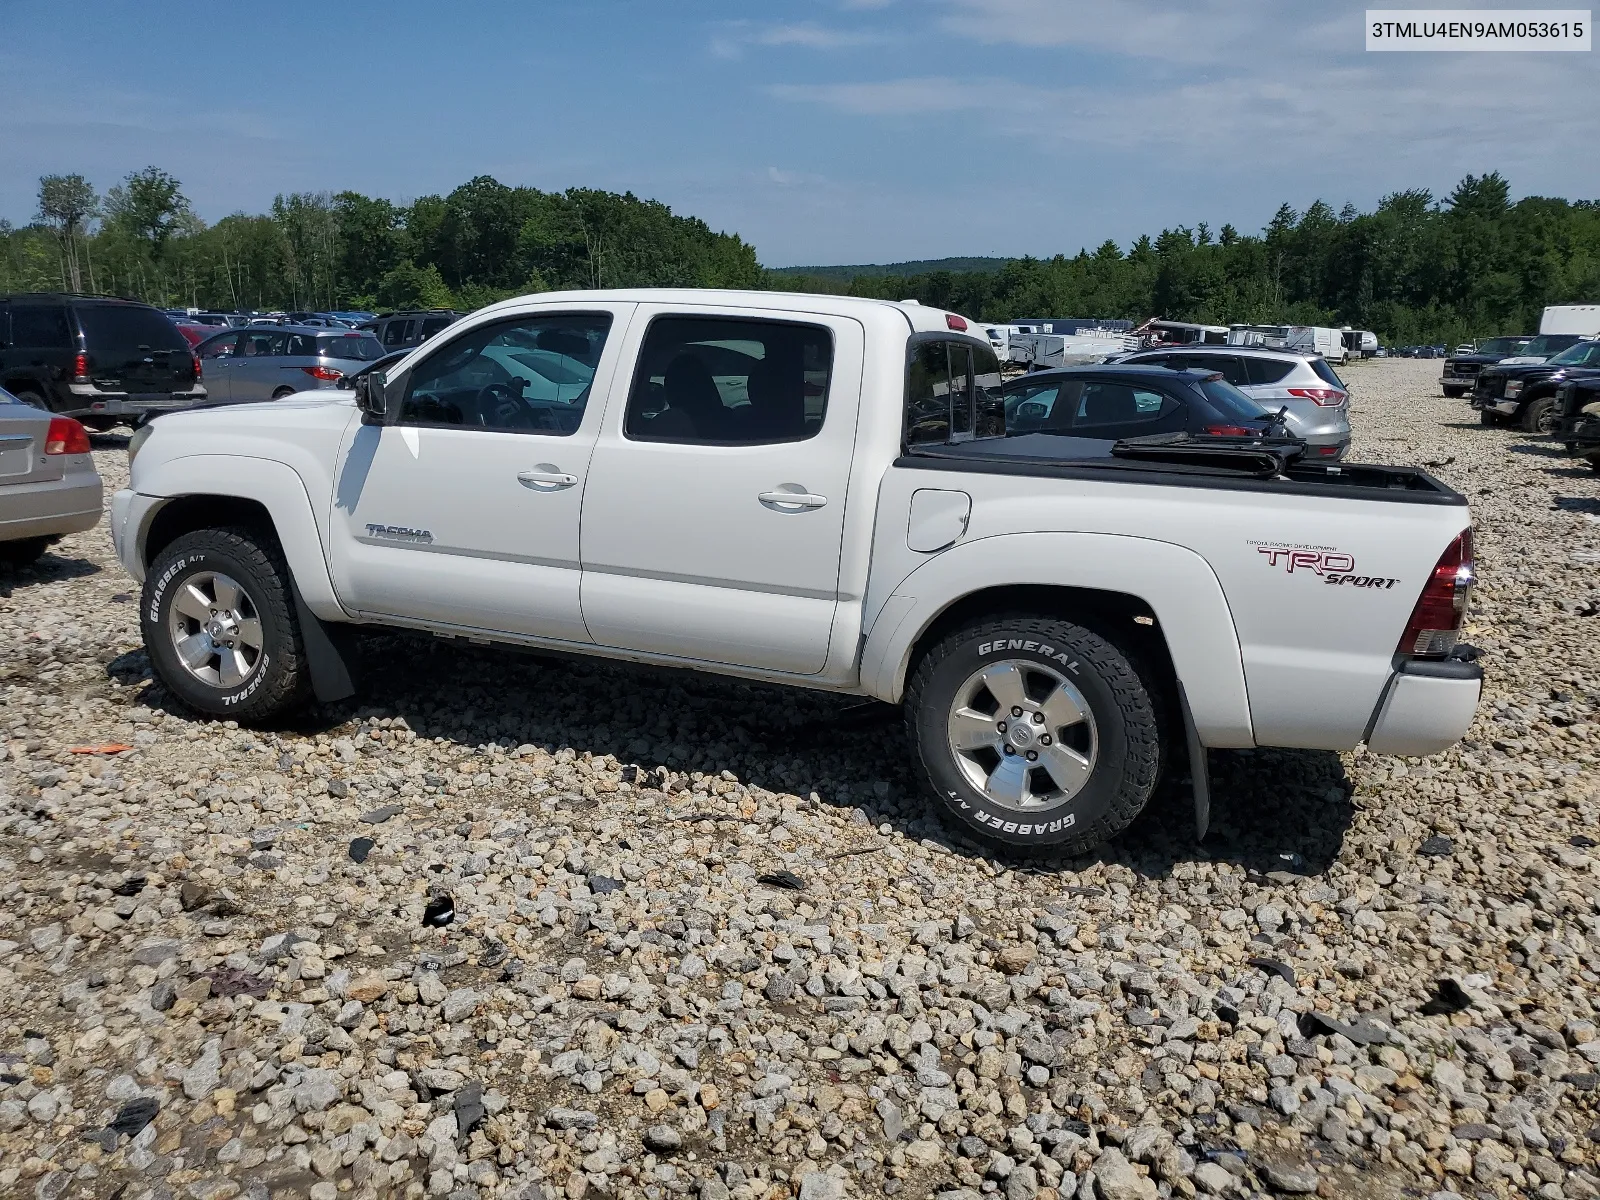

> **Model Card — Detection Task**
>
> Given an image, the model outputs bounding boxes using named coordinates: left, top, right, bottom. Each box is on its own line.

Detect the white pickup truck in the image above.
left=112, top=288, right=1482, bottom=854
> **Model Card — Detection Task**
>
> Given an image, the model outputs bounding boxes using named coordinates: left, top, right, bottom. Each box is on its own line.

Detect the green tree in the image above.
left=36, top=174, right=98, bottom=291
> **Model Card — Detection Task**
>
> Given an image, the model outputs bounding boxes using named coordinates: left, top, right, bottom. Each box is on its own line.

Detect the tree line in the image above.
left=2, top=169, right=762, bottom=314
left=4, top=167, right=1597, bottom=344
left=782, top=174, right=1600, bottom=346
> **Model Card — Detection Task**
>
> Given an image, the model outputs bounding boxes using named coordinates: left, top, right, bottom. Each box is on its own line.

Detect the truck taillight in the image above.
left=302, top=365, right=344, bottom=381
left=44, top=417, right=91, bottom=456
left=192, top=352, right=203, bottom=382
left=1286, top=387, right=1346, bottom=406
left=1398, top=530, right=1474, bottom=657
left=72, top=352, right=90, bottom=383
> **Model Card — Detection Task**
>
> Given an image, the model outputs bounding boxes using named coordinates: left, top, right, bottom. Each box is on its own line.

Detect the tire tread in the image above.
left=905, top=612, right=1162, bottom=856
left=142, top=526, right=310, bottom=721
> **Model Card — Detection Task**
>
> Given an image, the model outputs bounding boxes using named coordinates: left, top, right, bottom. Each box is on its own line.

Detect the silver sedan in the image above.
left=0, top=392, right=102, bottom=566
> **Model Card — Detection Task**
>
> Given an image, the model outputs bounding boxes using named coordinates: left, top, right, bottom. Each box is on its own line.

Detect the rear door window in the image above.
left=240, top=330, right=289, bottom=358
left=381, top=319, right=413, bottom=348
left=1072, top=382, right=1182, bottom=433
left=420, top=317, right=454, bottom=339
left=317, top=334, right=385, bottom=361
left=10, top=304, right=73, bottom=349
left=1309, top=358, right=1346, bottom=388
left=1243, top=356, right=1295, bottom=385
left=624, top=315, right=832, bottom=445
left=75, top=304, right=187, bottom=355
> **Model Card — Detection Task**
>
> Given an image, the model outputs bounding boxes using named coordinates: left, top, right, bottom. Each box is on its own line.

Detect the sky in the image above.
left=3, top=0, right=1597, bottom=267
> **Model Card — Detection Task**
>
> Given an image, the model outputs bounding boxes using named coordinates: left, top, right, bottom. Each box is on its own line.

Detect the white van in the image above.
left=1541, top=305, right=1600, bottom=337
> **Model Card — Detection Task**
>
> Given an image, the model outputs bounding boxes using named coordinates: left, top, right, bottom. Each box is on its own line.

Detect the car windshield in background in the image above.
left=76, top=304, right=190, bottom=355
left=1478, top=337, right=1529, bottom=356
left=1521, top=335, right=1581, bottom=358
left=1309, top=358, right=1346, bottom=389
left=317, top=334, right=384, bottom=361
left=1547, top=341, right=1600, bottom=367
left=1197, top=377, right=1269, bottom=421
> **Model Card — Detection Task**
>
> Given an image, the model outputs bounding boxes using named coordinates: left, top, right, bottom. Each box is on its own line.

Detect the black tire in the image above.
left=905, top=614, right=1162, bottom=854
left=141, top=527, right=310, bottom=722
left=1523, top=397, right=1556, bottom=435
left=0, top=536, right=53, bottom=567
left=1588, top=457, right=1600, bottom=475
left=1442, top=387, right=1465, bottom=398
left=271, top=387, right=296, bottom=400
left=1479, top=409, right=1501, bottom=426
left=10, top=388, right=48, bottom=411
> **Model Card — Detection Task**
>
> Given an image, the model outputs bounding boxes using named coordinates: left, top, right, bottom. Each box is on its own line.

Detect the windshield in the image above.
left=1478, top=337, right=1529, bottom=356
left=1197, top=376, right=1269, bottom=421
left=1521, top=334, right=1581, bottom=358
left=1548, top=340, right=1600, bottom=367
left=317, top=334, right=385, bottom=361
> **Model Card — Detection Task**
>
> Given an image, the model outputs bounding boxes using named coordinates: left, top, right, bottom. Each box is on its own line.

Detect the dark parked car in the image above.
left=1001, top=363, right=1279, bottom=445
left=1440, top=335, right=1533, bottom=397
left=0, top=293, right=203, bottom=429
left=1472, top=339, right=1600, bottom=432
left=358, top=310, right=464, bottom=350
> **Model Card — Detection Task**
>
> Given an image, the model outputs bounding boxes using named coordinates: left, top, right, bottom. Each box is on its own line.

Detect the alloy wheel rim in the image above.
left=167, top=571, right=265, bottom=688
left=945, top=659, right=1098, bottom=811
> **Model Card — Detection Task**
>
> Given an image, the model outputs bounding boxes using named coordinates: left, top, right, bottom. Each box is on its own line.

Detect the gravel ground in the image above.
left=2, top=357, right=1598, bottom=1200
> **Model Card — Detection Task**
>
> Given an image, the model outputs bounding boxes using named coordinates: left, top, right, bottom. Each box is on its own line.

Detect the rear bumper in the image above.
left=1366, top=654, right=1483, bottom=757
left=0, top=468, right=103, bottom=543
left=61, top=384, right=207, bottom=420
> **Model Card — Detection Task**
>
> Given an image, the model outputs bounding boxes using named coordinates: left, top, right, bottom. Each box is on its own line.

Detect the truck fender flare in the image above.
left=133, top=454, right=347, bottom=622
left=859, top=531, right=1254, bottom=748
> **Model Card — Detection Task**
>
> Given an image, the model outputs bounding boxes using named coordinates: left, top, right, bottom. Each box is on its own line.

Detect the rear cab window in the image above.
left=906, top=338, right=1005, bottom=446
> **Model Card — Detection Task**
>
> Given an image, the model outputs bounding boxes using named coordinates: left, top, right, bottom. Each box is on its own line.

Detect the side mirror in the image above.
left=359, top=370, right=388, bottom=422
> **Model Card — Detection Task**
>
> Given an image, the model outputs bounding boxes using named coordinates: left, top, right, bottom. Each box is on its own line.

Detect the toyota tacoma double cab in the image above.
left=112, top=289, right=1482, bottom=854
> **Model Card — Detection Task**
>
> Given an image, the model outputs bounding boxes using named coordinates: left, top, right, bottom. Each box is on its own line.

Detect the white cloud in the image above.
left=936, top=0, right=1279, bottom=62
left=768, top=76, right=1066, bottom=117
left=710, top=20, right=882, bottom=59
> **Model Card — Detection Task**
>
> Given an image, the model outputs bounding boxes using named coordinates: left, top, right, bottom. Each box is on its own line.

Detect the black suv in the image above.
left=0, top=293, right=204, bottom=429
left=358, top=310, right=464, bottom=351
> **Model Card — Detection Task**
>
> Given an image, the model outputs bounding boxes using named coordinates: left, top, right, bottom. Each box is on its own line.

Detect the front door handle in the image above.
left=758, top=488, right=827, bottom=511
left=518, top=465, right=578, bottom=491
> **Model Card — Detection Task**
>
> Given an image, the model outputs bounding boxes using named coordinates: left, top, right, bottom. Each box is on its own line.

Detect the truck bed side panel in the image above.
left=868, top=464, right=1471, bottom=752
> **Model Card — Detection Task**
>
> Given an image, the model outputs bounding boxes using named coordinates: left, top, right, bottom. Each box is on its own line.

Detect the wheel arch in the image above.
left=859, top=532, right=1255, bottom=747
left=131, top=455, right=347, bottom=620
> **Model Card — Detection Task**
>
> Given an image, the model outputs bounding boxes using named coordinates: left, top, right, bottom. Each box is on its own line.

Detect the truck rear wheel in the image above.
left=141, top=527, right=310, bottom=722
left=1442, top=386, right=1465, bottom=398
left=905, top=615, right=1162, bottom=855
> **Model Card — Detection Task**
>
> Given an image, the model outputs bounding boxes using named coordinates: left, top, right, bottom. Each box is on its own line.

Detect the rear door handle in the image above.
left=518, top=465, right=578, bottom=491
left=758, top=489, right=827, bottom=511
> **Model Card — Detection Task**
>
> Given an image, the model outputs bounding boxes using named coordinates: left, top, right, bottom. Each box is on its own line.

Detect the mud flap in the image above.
left=1179, top=684, right=1210, bottom=841
left=289, top=582, right=358, bottom=703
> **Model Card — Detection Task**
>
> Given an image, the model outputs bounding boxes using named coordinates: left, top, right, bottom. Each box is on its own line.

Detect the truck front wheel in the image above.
left=905, top=615, right=1162, bottom=855
left=141, top=527, right=311, bottom=722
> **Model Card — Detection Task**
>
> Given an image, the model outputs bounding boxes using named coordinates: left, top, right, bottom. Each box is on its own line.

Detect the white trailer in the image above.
left=1540, top=305, right=1600, bottom=336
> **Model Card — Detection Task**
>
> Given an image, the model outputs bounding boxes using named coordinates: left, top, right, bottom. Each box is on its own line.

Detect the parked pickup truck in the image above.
left=111, top=289, right=1482, bottom=854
